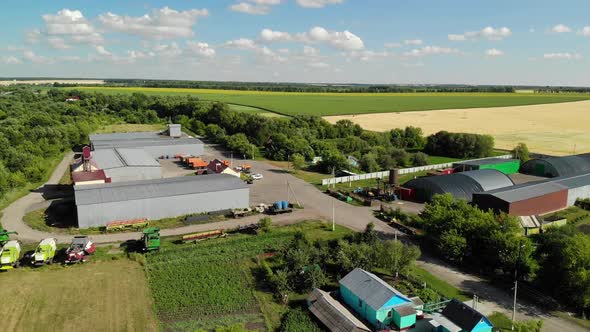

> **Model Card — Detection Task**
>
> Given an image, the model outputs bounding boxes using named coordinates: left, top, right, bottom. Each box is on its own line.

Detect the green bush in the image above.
left=279, top=308, right=322, bottom=332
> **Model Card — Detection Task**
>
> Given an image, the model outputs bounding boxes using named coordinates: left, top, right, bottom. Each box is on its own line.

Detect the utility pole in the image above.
left=332, top=197, right=335, bottom=231
left=512, top=243, right=524, bottom=330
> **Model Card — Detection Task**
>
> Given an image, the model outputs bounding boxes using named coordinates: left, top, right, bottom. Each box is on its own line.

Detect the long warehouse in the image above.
left=90, top=124, right=204, bottom=158
left=92, top=148, right=162, bottom=182
left=520, top=153, right=590, bottom=178
left=74, top=174, right=249, bottom=228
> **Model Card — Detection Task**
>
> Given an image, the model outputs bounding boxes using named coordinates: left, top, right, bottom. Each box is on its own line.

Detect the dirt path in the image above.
left=1, top=153, right=582, bottom=331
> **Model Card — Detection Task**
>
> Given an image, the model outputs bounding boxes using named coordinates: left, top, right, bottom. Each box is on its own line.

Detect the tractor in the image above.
left=0, top=240, right=22, bottom=270
left=65, top=236, right=96, bottom=264
left=32, top=238, right=57, bottom=266
left=141, top=227, right=160, bottom=252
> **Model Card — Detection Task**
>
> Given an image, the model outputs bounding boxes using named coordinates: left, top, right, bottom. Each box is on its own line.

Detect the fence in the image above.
left=321, top=155, right=513, bottom=186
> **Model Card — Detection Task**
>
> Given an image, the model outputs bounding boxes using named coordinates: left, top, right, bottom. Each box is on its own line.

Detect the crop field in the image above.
left=146, top=221, right=351, bottom=331
left=66, top=86, right=590, bottom=117
left=326, top=99, right=590, bottom=156
left=0, top=260, right=158, bottom=331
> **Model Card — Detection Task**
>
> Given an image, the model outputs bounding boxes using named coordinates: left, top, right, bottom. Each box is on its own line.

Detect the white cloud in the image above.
left=225, top=38, right=258, bottom=50
left=186, top=41, right=216, bottom=58
left=303, top=45, right=319, bottom=57
left=95, top=45, right=112, bottom=56
left=485, top=48, right=504, bottom=57
left=404, top=46, right=459, bottom=57
left=449, top=26, right=512, bottom=41
left=23, top=50, right=53, bottom=64
left=153, top=43, right=182, bottom=58
left=297, top=26, right=364, bottom=51
left=47, top=37, right=71, bottom=49
left=2, top=56, right=22, bottom=65
left=296, top=0, right=343, bottom=8
left=99, top=6, right=208, bottom=39
left=70, top=33, right=104, bottom=45
left=551, top=24, right=571, bottom=33
left=579, top=26, right=590, bottom=36
left=230, top=3, right=271, bottom=15
left=43, top=9, right=95, bottom=35
left=543, top=52, right=582, bottom=60
left=260, top=29, right=292, bottom=42
left=26, top=29, right=42, bottom=43
left=448, top=34, right=466, bottom=41
left=384, top=42, right=401, bottom=48
left=347, top=50, right=390, bottom=62
left=404, top=39, right=423, bottom=45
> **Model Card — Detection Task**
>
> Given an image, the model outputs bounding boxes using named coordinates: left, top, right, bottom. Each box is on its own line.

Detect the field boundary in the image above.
left=321, top=154, right=513, bottom=186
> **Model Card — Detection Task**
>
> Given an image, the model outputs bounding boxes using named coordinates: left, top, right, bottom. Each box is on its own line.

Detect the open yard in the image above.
left=66, top=86, right=590, bottom=117
left=0, top=260, right=158, bottom=331
left=326, top=100, right=590, bottom=156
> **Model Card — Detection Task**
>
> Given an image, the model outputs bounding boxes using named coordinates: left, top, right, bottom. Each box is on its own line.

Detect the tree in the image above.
left=512, top=143, right=530, bottom=162
left=360, top=152, right=380, bottom=173
left=317, top=149, right=348, bottom=174
left=303, top=266, right=328, bottom=291
left=258, top=217, right=272, bottom=233
left=205, top=123, right=226, bottom=143
left=411, top=152, right=429, bottom=166
left=377, top=240, right=421, bottom=278
left=290, top=153, right=306, bottom=170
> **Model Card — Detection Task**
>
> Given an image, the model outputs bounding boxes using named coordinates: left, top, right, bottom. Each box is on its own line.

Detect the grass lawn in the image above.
left=227, top=103, right=284, bottom=118
left=145, top=221, right=351, bottom=331
left=66, top=87, right=590, bottom=117
left=427, top=155, right=463, bottom=165
left=411, top=266, right=470, bottom=301
left=0, top=259, right=158, bottom=331
left=93, top=123, right=166, bottom=133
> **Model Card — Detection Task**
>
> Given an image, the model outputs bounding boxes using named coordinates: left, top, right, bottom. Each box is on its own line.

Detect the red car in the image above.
left=65, top=236, right=96, bottom=264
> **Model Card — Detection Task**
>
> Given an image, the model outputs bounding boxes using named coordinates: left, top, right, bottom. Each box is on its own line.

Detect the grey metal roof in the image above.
left=455, top=158, right=519, bottom=167
left=551, top=172, right=590, bottom=189
left=519, top=215, right=542, bottom=228
left=339, top=268, right=409, bottom=311
left=521, top=153, right=590, bottom=178
left=90, top=131, right=203, bottom=150
left=307, top=288, right=371, bottom=332
left=74, top=174, right=248, bottom=205
left=90, top=131, right=163, bottom=142
left=394, top=304, right=417, bottom=317
left=441, top=299, right=491, bottom=332
left=92, top=148, right=160, bottom=169
left=474, top=181, right=568, bottom=203
left=405, top=170, right=513, bottom=202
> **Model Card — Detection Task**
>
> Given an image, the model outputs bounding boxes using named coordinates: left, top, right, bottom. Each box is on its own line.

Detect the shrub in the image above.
left=279, top=308, right=322, bottom=332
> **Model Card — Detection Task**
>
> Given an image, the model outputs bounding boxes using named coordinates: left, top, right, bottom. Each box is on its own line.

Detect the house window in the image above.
left=387, top=310, right=392, bottom=318
left=358, top=299, right=362, bottom=307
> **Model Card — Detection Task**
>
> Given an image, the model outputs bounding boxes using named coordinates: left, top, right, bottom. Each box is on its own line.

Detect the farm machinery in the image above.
left=65, top=236, right=96, bottom=264
left=0, top=240, right=22, bottom=270
left=140, top=227, right=161, bottom=252
left=0, top=227, right=18, bottom=246
left=31, top=238, right=57, bottom=266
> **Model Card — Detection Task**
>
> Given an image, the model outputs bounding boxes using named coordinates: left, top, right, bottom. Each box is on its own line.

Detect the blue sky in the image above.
left=1, top=0, right=589, bottom=85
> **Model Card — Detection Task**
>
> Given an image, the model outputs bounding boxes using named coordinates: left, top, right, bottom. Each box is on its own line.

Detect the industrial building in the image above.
left=520, top=153, right=590, bottom=178
left=404, top=170, right=514, bottom=202
left=90, top=124, right=204, bottom=158
left=453, top=158, right=520, bottom=175
left=550, top=173, right=590, bottom=206
left=473, top=182, right=568, bottom=216
left=74, top=174, right=249, bottom=228
left=92, top=148, right=162, bottom=182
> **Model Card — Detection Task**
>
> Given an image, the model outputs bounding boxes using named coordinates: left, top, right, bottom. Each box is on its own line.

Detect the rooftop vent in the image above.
left=168, top=124, right=181, bottom=138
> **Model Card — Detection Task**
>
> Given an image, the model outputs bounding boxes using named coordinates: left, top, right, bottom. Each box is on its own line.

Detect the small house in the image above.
left=429, top=299, right=493, bottom=332
left=207, top=159, right=240, bottom=177
left=519, top=215, right=542, bottom=236
left=339, top=268, right=419, bottom=330
left=307, top=288, right=371, bottom=332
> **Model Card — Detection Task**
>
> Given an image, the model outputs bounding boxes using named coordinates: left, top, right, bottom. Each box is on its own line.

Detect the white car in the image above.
left=251, top=173, right=263, bottom=180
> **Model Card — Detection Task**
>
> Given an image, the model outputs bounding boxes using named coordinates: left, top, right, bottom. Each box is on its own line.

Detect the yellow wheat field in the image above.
left=325, top=100, right=590, bottom=156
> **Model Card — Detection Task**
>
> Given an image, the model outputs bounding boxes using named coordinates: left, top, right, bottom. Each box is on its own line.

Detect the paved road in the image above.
left=1, top=151, right=583, bottom=331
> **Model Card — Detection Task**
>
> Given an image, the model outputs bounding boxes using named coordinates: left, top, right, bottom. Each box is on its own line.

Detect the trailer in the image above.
left=182, top=230, right=225, bottom=243
left=32, top=238, right=57, bottom=266
left=65, top=236, right=96, bottom=264
left=0, top=240, right=21, bottom=270
left=104, top=218, right=148, bottom=232
left=141, top=227, right=160, bottom=252
left=269, top=201, right=293, bottom=214
left=231, top=208, right=253, bottom=218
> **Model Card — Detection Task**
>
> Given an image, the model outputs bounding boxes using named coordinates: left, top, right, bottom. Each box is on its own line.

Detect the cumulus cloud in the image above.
left=579, top=26, right=590, bottom=36
left=26, top=29, right=42, bottom=43
left=404, top=39, right=423, bottom=45
left=404, top=46, right=459, bottom=57
left=485, top=48, right=504, bottom=57
left=23, top=50, right=53, bottom=64
left=230, top=3, right=271, bottom=15
left=551, top=24, right=571, bottom=33
left=384, top=42, right=402, bottom=48
left=99, top=6, right=208, bottom=39
left=543, top=52, right=582, bottom=60
left=152, top=42, right=182, bottom=58
left=95, top=45, right=112, bottom=56
left=347, top=50, right=390, bottom=62
left=225, top=38, right=258, bottom=50
left=296, top=0, right=343, bottom=8
left=449, top=26, right=512, bottom=41
left=186, top=41, right=216, bottom=58
left=225, top=38, right=286, bottom=63
left=260, top=29, right=292, bottom=42
left=47, top=37, right=71, bottom=49
left=2, top=56, right=22, bottom=65
left=298, top=26, right=364, bottom=50
left=303, top=45, right=319, bottom=57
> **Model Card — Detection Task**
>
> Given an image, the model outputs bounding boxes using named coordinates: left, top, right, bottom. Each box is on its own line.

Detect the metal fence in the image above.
left=321, top=155, right=513, bottom=186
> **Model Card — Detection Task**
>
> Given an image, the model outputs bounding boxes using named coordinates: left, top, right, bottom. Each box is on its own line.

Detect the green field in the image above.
left=66, top=86, right=590, bottom=117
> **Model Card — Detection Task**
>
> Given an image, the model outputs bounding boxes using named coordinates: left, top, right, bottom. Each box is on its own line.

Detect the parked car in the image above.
left=252, top=173, right=263, bottom=180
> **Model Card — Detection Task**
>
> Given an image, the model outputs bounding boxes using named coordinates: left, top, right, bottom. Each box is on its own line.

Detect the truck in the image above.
left=65, top=236, right=96, bottom=264
left=0, top=227, right=17, bottom=246
left=269, top=200, right=293, bottom=215
left=32, top=238, right=57, bottom=266
left=141, top=227, right=160, bottom=252
left=0, top=240, right=21, bottom=270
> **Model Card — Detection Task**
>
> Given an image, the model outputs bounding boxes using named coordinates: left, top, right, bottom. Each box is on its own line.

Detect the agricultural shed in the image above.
left=404, top=170, right=514, bottom=202
left=453, top=158, right=520, bottom=175
left=430, top=299, right=493, bottom=332
left=473, top=182, right=568, bottom=216
left=71, top=170, right=109, bottom=186
left=519, top=215, right=542, bottom=236
left=90, top=124, right=204, bottom=158
left=307, top=288, right=371, bottom=332
left=339, top=268, right=418, bottom=330
left=549, top=173, right=590, bottom=206
left=207, top=159, right=240, bottom=177
left=74, top=174, right=249, bottom=228
left=520, top=153, right=590, bottom=178
left=92, top=148, right=162, bottom=182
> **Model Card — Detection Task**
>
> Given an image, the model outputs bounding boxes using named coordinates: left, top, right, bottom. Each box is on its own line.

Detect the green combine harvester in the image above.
left=32, top=238, right=57, bottom=266
left=0, top=240, right=22, bottom=270
left=0, top=227, right=18, bottom=246
left=141, top=227, right=160, bottom=252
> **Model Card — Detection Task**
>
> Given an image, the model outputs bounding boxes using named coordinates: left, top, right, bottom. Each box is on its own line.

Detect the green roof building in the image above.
left=453, top=158, right=520, bottom=175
